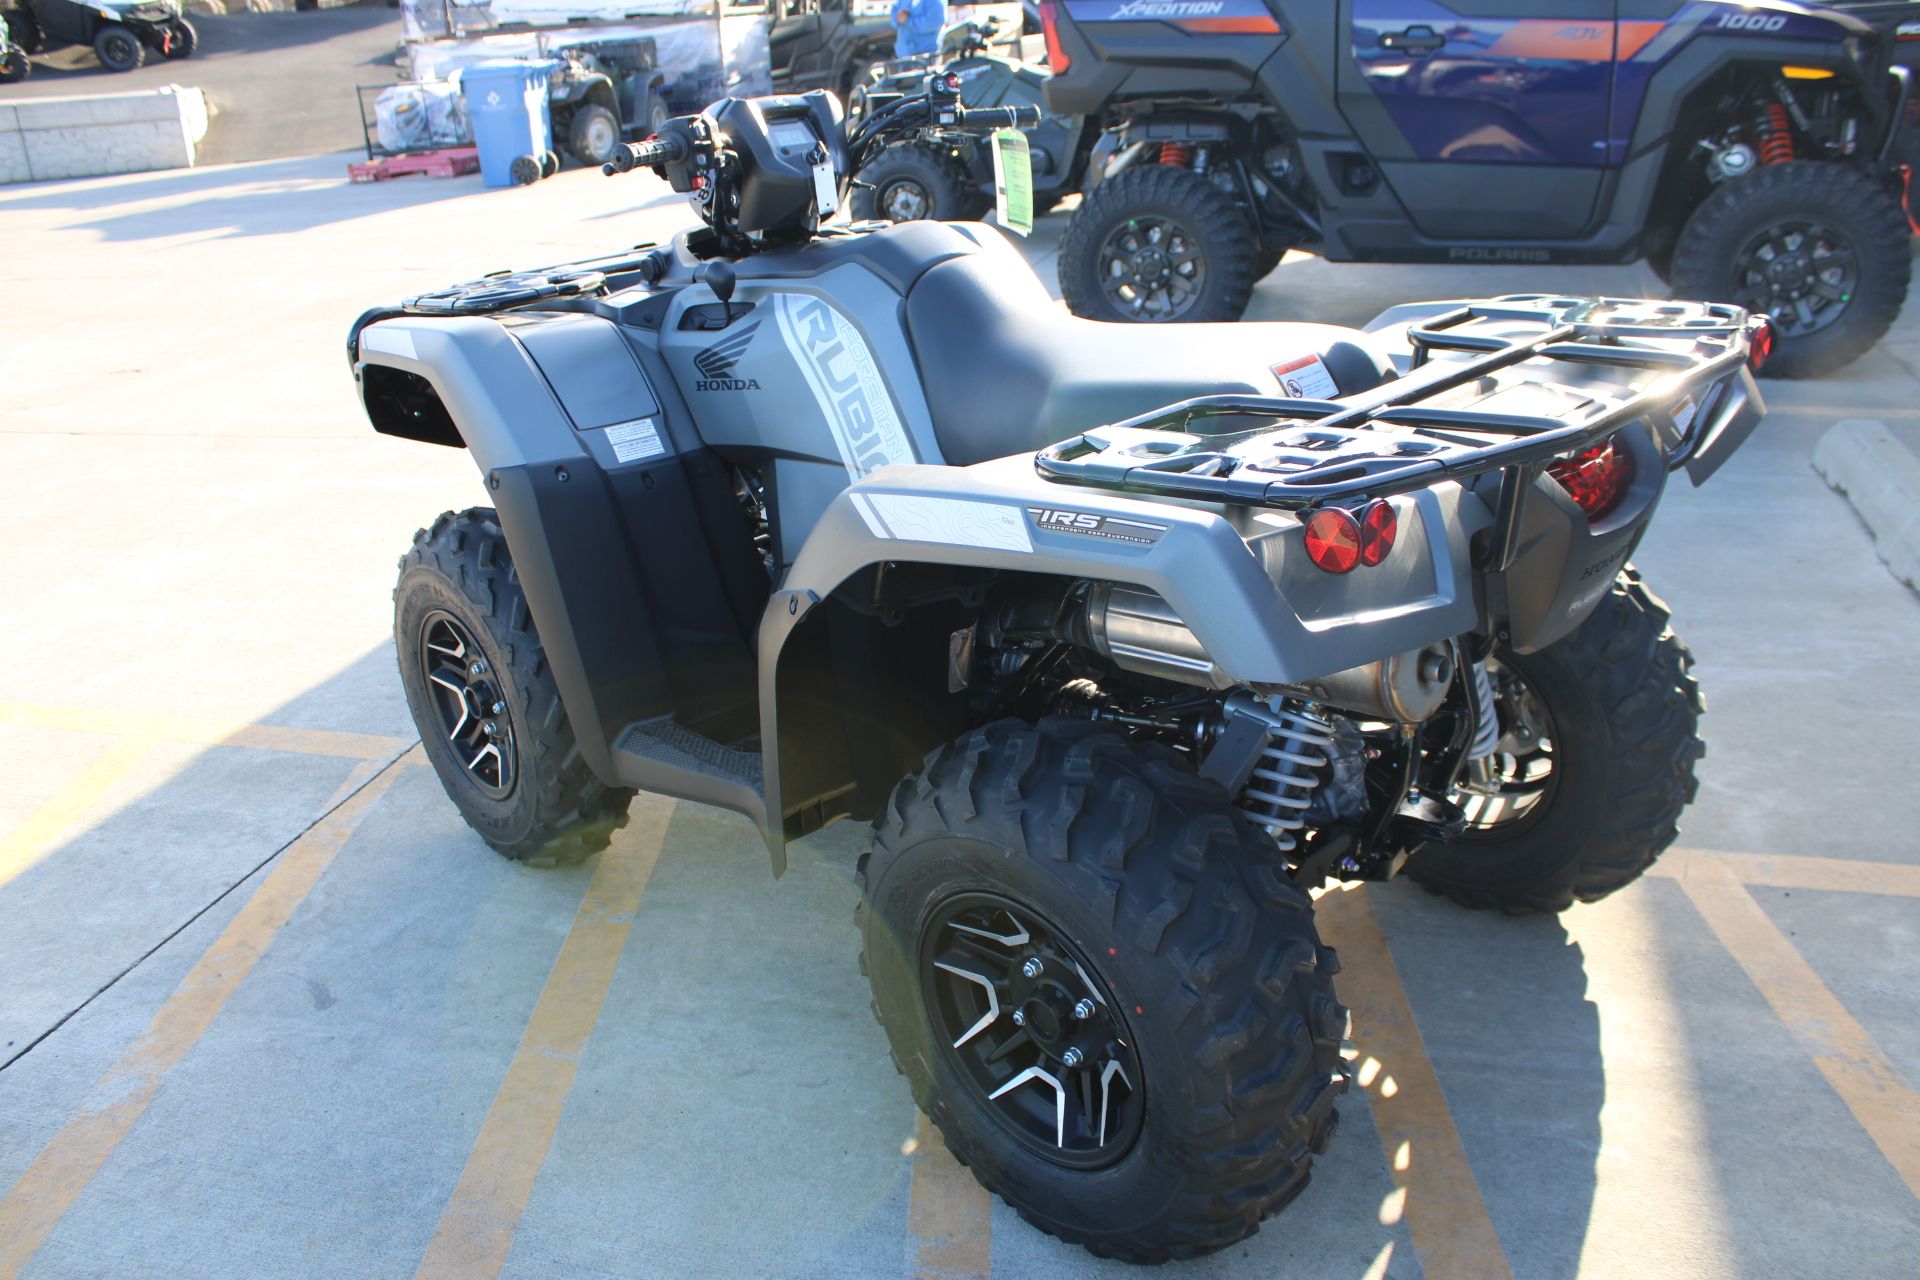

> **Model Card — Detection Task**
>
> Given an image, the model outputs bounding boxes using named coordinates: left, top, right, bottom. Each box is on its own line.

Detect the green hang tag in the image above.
left=991, top=128, right=1034, bottom=236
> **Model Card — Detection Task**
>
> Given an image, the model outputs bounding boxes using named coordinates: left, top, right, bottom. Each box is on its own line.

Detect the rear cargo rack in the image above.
left=1033, top=295, right=1759, bottom=517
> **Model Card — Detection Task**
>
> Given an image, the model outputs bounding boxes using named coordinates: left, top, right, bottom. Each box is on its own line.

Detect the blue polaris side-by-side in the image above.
left=1045, top=0, right=1912, bottom=376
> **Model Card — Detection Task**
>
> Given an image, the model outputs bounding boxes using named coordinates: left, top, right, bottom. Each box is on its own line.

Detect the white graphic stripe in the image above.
left=772, top=293, right=916, bottom=480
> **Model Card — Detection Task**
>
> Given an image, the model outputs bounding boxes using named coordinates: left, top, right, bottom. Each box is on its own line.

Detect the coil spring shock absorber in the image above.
left=1158, top=141, right=1193, bottom=168
left=1229, top=698, right=1334, bottom=852
left=1466, top=660, right=1500, bottom=763
left=1758, top=102, right=1796, bottom=166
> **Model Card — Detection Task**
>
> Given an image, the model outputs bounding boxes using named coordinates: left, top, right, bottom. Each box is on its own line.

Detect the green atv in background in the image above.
left=546, top=37, right=673, bottom=169
left=1, top=8, right=29, bottom=80
left=849, top=16, right=1092, bottom=223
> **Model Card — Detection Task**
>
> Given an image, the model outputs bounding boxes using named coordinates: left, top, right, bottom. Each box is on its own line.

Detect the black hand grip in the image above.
left=601, top=134, right=687, bottom=176
left=954, top=104, right=1040, bottom=133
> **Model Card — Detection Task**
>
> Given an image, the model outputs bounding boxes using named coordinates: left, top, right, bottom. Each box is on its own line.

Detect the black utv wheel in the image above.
left=93, top=24, right=143, bottom=72
left=161, top=17, right=194, bottom=58
left=859, top=720, right=1348, bottom=1263
left=1409, top=569, right=1704, bottom=913
left=850, top=143, right=984, bottom=223
left=1668, top=161, right=1910, bottom=379
left=1059, top=164, right=1257, bottom=323
left=394, top=509, right=635, bottom=867
left=567, top=104, right=620, bottom=167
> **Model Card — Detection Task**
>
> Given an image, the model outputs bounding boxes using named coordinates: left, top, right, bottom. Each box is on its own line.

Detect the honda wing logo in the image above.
left=693, top=321, right=761, bottom=390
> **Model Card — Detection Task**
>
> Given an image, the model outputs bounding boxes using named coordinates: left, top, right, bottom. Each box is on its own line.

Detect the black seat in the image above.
left=904, top=244, right=1394, bottom=466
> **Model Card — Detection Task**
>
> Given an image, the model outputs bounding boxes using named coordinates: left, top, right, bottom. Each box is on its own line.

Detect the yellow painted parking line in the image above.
left=1651, top=848, right=1920, bottom=898
left=0, top=702, right=409, bottom=761
left=0, top=752, right=409, bottom=1280
left=416, top=794, right=677, bottom=1280
left=324, top=756, right=398, bottom=810
left=1670, top=851, right=1920, bottom=1199
left=0, top=734, right=161, bottom=888
left=906, top=1113, right=993, bottom=1280
left=1314, top=884, right=1515, bottom=1280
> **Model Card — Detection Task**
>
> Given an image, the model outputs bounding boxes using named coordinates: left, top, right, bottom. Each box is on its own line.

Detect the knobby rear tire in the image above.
left=858, top=719, right=1348, bottom=1263
left=1408, top=569, right=1705, bottom=913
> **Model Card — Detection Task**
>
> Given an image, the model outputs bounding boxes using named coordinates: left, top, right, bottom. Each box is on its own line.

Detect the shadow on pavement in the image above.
left=1370, top=879, right=1604, bottom=1279
left=0, top=644, right=411, bottom=1065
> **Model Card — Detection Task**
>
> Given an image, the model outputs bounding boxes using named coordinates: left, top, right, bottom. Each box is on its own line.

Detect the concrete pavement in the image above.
left=2, top=156, right=1917, bottom=1279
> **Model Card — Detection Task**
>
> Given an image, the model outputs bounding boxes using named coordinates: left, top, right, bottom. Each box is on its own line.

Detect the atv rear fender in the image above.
left=754, top=454, right=1491, bottom=865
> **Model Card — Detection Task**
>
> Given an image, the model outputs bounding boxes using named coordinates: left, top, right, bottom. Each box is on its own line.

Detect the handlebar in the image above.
left=602, top=134, right=688, bottom=176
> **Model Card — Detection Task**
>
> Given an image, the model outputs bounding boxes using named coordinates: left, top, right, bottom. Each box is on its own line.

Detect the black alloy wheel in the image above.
left=919, top=894, right=1143, bottom=1169
left=1093, top=215, right=1207, bottom=320
left=393, top=509, right=634, bottom=866
left=417, top=610, right=516, bottom=799
left=93, top=24, right=143, bottom=72
left=1668, top=161, right=1909, bottom=378
left=1728, top=217, right=1857, bottom=337
left=1058, top=163, right=1258, bottom=323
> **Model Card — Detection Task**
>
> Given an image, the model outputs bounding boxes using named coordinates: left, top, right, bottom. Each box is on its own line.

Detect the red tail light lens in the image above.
left=1547, top=433, right=1636, bottom=519
left=1358, top=499, right=1397, bottom=566
left=1748, top=317, right=1775, bottom=371
left=1040, top=0, right=1071, bottom=72
left=1303, top=508, right=1362, bottom=574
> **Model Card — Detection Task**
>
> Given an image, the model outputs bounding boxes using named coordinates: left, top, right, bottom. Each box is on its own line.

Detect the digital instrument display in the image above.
left=769, top=119, right=817, bottom=153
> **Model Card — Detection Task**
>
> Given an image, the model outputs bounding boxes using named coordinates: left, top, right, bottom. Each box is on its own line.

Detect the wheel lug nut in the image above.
left=1021, top=958, right=1044, bottom=979
left=1061, top=1047, right=1084, bottom=1068
left=491, top=701, right=506, bottom=715
left=1072, top=998, right=1095, bottom=1020
left=483, top=721, right=498, bottom=737
left=469, top=660, right=486, bottom=676
left=1011, top=1009, right=1025, bottom=1027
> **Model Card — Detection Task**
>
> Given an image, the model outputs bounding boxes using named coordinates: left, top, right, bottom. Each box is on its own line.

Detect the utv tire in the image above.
left=394, top=509, right=635, bottom=867
left=1668, top=161, right=1909, bottom=379
left=162, top=18, right=195, bottom=58
left=93, top=24, right=144, bottom=72
left=1059, top=164, right=1257, bottom=323
left=0, top=48, right=28, bottom=82
left=851, top=143, right=982, bottom=222
left=859, top=719, right=1348, bottom=1263
left=567, top=104, right=620, bottom=168
left=1408, top=568, right=1704, bottom=913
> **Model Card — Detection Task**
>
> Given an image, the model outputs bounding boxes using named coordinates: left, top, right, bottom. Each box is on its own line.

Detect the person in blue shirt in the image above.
left=892, top=0, right=946, bottom=58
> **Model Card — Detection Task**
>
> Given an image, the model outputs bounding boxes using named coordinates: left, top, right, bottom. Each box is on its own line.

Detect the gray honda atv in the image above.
left=347, top=83, right=1768, bottom=1263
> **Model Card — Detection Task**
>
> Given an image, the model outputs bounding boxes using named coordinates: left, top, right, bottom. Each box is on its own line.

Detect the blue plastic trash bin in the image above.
left=461, top=60, right=555, bottom=188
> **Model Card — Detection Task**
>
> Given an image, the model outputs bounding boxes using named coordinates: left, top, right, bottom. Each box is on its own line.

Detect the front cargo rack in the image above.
left=1033, top=295, right=1762, bottom=514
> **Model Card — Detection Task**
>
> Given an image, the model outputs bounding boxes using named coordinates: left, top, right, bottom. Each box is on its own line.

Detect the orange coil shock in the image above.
left=1158, top=141, right=1193, bottom=167
left=1758, top=103, right=1796, bottom=165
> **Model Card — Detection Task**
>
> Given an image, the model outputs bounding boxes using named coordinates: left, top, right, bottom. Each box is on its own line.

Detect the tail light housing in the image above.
left=1040, top=0, right=1071, bottom=72
left=1747, top=317, right=1775, bottom=371
left=1547, top=433, right=1636, bottom=519
left=1303, top=500, right=1397, bottom=574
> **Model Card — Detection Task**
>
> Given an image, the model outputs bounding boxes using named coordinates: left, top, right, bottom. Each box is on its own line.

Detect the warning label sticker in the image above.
left=605, top=417, right=665, bottom=464
left=1271, top=353, right=1340, bottom=400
